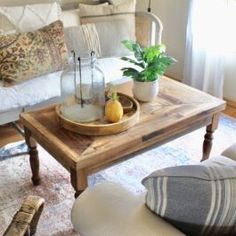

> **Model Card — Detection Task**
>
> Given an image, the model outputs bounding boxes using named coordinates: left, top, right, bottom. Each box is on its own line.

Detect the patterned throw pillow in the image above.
left=142, top=156, right=236, bottom=236
left=0, top=20, right=68, bottom=85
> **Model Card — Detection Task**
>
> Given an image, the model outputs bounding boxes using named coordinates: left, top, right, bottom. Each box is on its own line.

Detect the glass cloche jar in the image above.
left=60, top=51, right=105, bottom=123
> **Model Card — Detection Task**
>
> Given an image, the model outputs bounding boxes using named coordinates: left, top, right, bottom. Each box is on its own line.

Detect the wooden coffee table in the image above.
left=20, top=77, right=225, bottom=197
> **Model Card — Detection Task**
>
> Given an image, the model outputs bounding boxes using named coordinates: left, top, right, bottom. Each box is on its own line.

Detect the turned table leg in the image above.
left=202, top=114, right=220, bottom=161
left=24, top=127, right=41, bottom=185
left=70, top=169, right=88, bottom=198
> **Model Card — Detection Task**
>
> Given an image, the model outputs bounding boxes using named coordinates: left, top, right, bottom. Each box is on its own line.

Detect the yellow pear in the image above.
left=105, top=92, right=123, bottom=123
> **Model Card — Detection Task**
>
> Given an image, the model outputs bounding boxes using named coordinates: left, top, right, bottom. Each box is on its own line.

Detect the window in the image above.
left=191, top=0, right=236, bottom=53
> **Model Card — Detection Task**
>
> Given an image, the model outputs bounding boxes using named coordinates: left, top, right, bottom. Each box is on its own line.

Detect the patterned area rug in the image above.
left=1, top=114, right=236, bottom=235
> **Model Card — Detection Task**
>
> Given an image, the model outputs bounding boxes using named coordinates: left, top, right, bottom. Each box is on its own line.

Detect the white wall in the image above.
left=137, top=0, right=236, bottom=102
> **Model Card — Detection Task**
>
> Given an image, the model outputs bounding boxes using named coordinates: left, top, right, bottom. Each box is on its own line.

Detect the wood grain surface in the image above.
left=20, top=77, right=226, bottom=196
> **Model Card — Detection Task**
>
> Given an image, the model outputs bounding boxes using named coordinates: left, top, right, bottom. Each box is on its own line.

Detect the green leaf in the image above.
left=158, top=55, right=177, bottom=66
left=121, top=40, right=144, bottom=61
left=143, top=46, right=157, bottom=57
left=121, top=40, right=176, bottom=82
left=143, top=44, right=166, bottom=63
left=121, top=40, right=136, bottom=52
left=140, top=67, right=158, bottom=81
left=121, top=67, right=140, bottom=79
left=132, top=43, right=143, bottom=61
left=156, top=44, right=166, bottom=53
left=121, top=57, right=145, bottom=68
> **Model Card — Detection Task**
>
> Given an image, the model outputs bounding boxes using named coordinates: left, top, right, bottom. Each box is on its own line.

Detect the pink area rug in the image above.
left=0, top=114, right=236, bottom=235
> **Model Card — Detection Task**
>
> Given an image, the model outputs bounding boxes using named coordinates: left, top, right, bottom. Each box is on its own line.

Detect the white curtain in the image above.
left=183, top=0, right=236, bottom=98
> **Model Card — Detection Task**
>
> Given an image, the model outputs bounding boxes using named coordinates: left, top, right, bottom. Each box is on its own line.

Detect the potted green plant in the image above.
left=121, top=40, right=176, bottom=102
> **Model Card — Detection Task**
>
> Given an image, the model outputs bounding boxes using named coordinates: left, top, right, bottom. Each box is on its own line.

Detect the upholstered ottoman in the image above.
left=71, top=145, right=236, bottom=236
left=71, top=182, right=184, bottom=236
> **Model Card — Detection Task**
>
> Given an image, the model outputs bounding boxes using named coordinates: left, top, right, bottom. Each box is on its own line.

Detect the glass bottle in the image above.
left=60, top=51, right=105, bottom=123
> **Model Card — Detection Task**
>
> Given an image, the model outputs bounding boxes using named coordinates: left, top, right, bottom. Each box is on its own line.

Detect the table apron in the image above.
left=83, top=115, right=213, bottom=175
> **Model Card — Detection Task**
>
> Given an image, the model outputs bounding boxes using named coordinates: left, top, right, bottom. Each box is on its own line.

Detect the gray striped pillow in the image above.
left=142, top=156, right=236, bottom=236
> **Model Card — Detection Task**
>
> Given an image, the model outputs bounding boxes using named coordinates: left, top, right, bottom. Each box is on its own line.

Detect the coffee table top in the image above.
left=20, top=77, right=225, bottom=173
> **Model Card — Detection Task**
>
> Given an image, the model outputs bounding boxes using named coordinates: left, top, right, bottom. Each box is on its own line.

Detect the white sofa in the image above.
left=71, top=144, right=236, bottom=236
left=0, top=4, right=163, bottom=125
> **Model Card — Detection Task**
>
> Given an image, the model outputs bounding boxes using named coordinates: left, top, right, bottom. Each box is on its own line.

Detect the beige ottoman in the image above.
left=71, top=144, right=236, bottom=236
left=71, top=182, right=184, bottom=236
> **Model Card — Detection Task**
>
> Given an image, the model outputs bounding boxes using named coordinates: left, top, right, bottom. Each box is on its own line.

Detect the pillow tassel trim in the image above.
left=81, top=23, right=101, bottom=57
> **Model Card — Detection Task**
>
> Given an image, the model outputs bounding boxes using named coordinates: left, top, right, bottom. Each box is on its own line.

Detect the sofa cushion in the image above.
left=0, top=71, right=62, bottom=113
left=0, top=2, right=61, bottom=34
left=0, top=57, right=134, bottom=113
left=142, top=156, right=236, bottom=236
left=71, top=182, right=185, bottom=236
left=0, top=20, right=68, bottom=85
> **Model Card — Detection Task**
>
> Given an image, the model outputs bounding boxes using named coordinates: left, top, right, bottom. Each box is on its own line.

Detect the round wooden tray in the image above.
left=56, top=93, right=140, bottom=136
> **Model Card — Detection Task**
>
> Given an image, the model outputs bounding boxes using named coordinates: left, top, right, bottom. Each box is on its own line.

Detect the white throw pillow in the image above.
left=79, top=0, right=136, bottom=58
left=81, top=20, right=135, bottom=57
left=64, top=25, right=89, bottom=57
left=0, top=2, right=61, bottom=34
left=0, top=0, right=100, bottom=6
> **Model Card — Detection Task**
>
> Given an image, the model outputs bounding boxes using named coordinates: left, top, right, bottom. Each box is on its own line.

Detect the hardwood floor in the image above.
left=0, top=123, right=24, bottom=147
left=224, top=104, right=236, bottom=118
left=1, top=104, right=236, bottom=148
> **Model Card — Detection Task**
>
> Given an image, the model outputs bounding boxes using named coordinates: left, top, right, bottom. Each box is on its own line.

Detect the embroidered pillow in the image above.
left=0, top=20, right=68, bottom=85
left=142, top=156, right=236, bottom=236
left=0, top=3, right=61, bottom=34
